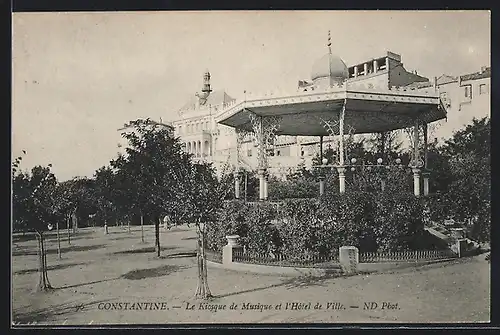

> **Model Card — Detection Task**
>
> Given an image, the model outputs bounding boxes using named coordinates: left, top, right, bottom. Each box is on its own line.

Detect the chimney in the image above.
left=480, top=66, right=487, bottom=74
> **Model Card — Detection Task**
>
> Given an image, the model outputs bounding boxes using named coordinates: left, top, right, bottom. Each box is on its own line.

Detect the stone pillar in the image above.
left=258, top=169, right=266, bottom=201
left=339, top=246, right=359, bottom=274
left=263, top=172, right=269, bottom=200
left=354, top=66, right=358, bottom=78
left=319, top=176, right=325, bottom=196
left=373, top=59, right=378, bottom=73
left=234, top=171, right=241, bottom=199
left=423, top=172, right=430, bottom=196
left=222, top=235, right=242, bottom=265
left=453, top=239, right=468, bottom=258
left=363, top=63, right=368, bottom=75
left=337, top=167, right=346, bottom=194
left=412, top=168, right=421, bottom=196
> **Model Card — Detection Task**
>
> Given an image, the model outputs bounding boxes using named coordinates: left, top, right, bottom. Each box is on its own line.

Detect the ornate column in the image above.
left=422, top=172, right=430, bottom=196
left=234, top=128, right=249, bottom=199
left=319, top=99, right=348, bottom=194
left=263, top=171, right=269, bottom=200
left=319, top=136, right=324, bottom=196
left=337, top=100, right=346, bottom=193
left=258, top=170, right=266, bottom=200
left=411, top=119, right=423, bottom=196
left=319, top=176, right=325, bottom=195
left=249, top=112, right=280, bottom=201
left=338, top=168, right=346, bottom=194
left=234, top=172, right=241, bottom=199
left=422, top=122, right=430, bottom=196
left=413, top=168, right=421, bottom=196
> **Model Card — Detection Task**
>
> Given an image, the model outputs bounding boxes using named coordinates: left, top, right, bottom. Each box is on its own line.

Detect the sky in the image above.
left=12, top=10, right=491, bottom=181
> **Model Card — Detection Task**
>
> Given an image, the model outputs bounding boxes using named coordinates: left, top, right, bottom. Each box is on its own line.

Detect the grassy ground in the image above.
left=12, top=225, right=490, bottom=325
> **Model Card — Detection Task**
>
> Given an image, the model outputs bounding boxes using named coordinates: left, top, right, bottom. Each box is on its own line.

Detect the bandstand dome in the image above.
left=311, top=53, right=349, bottom=82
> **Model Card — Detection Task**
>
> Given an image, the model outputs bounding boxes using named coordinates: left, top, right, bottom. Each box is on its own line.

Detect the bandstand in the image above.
left=215, top=34, right=448, bottom=200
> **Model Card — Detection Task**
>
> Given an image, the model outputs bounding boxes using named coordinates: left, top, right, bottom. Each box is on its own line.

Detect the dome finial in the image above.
left=327, top=30, right=332, bottom=55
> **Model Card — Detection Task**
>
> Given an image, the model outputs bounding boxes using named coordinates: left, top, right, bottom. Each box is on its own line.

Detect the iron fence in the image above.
left=232, top=249, right=340, bottom=268
left=359, top=249, right=457, bottom=263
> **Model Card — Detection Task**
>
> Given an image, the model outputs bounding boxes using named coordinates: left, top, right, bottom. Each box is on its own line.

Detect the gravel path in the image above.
left=12, top=226, right=490, bottom=325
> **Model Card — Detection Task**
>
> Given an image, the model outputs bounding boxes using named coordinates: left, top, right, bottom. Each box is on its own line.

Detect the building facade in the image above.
left=171, top=52, right=490, bottom=177
left=408, top=66, right=491, bottom=142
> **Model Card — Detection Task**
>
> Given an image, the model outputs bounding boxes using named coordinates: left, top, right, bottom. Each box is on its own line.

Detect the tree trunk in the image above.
left=72, top=212, right=78, bottom=234
left=140, top=213, right=145, bottom=243
left=128, top=219, right=131, bottom=234
left=155, top=216, right=161, bottom=257
left=36, top=232, right=52, bottom=292
left=67, top=214, right=71, bottom=245
left=194, top=224, right=212, bottom=300
left=56, top=220, right=61, bottom=260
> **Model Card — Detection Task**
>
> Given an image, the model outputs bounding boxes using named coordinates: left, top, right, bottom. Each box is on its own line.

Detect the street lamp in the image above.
left=350, top=158, right=357, bottom=171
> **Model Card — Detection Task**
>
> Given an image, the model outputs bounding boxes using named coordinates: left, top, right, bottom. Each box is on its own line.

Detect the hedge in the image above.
left=206, top=189, right=428, bottom=258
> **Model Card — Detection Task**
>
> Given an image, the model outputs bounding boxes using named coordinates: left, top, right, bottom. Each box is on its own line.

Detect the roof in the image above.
left=460, top=67, right=491, bottom=81
left=216, top=86, right=446, bottom=136
left=403, top=80, right=433, bottom=89
left=436, top=74, right=458, bottom=85
left=311, top=53, right=349, bottom=81
left=178, top=90, right=235, bottom=112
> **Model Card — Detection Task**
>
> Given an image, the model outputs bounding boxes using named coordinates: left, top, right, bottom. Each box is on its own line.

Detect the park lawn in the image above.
left=12, top=225, right=490, bottom=325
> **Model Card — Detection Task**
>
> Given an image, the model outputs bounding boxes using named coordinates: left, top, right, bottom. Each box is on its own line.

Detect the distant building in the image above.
left=170, top=51, right=489, bottom=177
left=408, top=66, right=491, bottom=142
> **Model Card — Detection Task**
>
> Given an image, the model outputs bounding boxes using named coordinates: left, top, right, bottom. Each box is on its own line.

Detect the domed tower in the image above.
left=196, top=69, right=212, bottom=106
left=310, top=31, right=349, bottom=87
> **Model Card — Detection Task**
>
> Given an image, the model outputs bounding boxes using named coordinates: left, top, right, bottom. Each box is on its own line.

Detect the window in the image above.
left=464, top=85, right=472, bottom=99
left=480, top=84, right=488, bottom=95
left=276, top=150, right=281, bottom=156
left=301, top=150, right=305, bottom=157
left=440, top=92, right=451, bottom=108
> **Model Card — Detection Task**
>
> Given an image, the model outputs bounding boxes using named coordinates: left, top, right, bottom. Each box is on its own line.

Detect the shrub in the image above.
left=206, top=200, right=249, bottom=251
left=268, top=178, right=318, bottom=200
left=373, top=191, right=426, bottom=252
left=207, top=187, right=427, bottom=258
left=275, top=199, right=323, bottom=259
left=243, top=202, right=282, bottom=255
